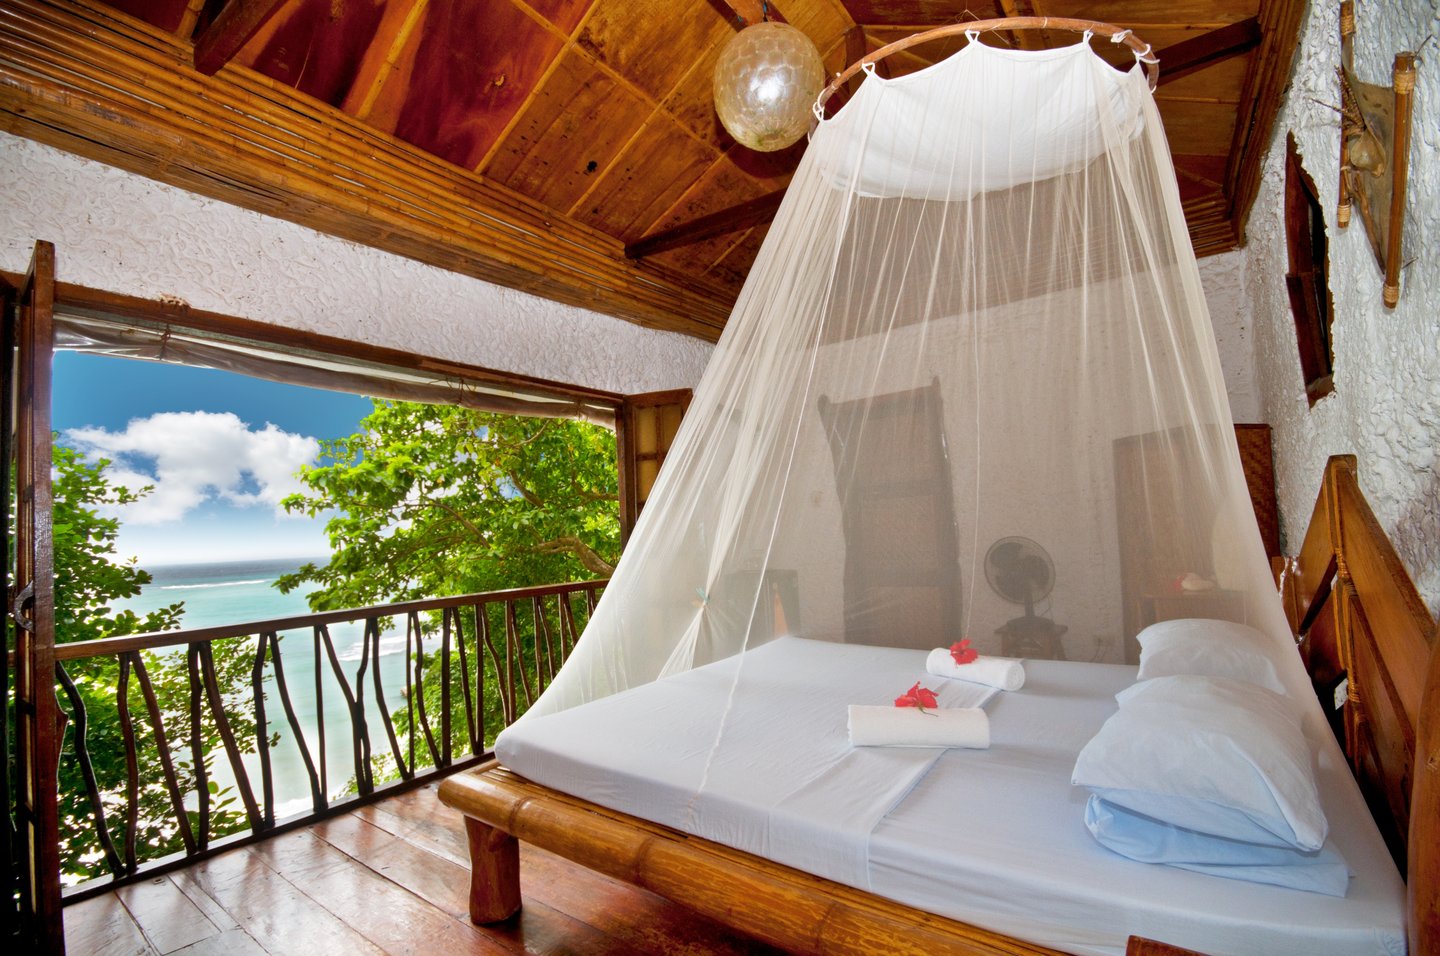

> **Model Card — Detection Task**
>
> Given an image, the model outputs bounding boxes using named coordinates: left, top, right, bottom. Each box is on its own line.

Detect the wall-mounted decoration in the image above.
left=1335, top=0, right=1417, bottom=308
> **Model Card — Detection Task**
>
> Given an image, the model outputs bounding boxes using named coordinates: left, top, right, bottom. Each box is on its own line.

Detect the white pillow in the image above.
left=1136, top=618, right=1292, bottom=698
left=1072, top=675, right=1327, bottom=851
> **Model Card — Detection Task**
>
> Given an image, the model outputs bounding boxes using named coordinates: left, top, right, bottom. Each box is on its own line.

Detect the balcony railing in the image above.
left=50, top=579, right=606, bottom=899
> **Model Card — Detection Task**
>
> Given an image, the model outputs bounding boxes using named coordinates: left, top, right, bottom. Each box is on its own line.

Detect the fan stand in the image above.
left=996, top=601, right=1069, bottom=660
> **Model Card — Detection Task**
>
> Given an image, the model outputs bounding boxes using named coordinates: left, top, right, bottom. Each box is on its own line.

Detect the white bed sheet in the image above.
left=868, top=660, right=1407, bottom=956
left=497, top=636, right=996, bottom=886
left=496, top=638, right=1407, bottom=956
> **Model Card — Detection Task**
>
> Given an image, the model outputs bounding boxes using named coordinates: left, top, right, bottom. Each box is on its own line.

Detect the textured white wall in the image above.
left=0, top=133, right=712, bottom=397
left=1198, top=249, right=1263, bottom=423
left=1242, top=1, right=1439, bottom=613
left=0, top=131, right=1266, bottom=419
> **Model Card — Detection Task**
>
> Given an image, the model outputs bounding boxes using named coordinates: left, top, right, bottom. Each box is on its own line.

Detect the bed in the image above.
left=439, top=456, right=1438, bottom=955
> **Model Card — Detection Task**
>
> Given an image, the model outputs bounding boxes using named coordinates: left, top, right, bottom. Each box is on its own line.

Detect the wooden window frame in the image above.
left=1283, top=133, right=1336, bottom=406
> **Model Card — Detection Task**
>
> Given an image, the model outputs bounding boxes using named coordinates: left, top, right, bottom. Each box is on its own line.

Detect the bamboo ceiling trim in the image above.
left=0, top=0, right=735, bottom=337
left=0, top=0, right=1303, bottom=336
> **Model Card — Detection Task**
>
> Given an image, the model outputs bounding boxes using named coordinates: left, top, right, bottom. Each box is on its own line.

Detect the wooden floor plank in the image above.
left=168, top=868, right=240, bottom=932
left=169, top=927, right=269, bottom=956
left=515, top=845, right=783, bottom=956
left=312, top=810, right=627, bottom=955
left=64, top=891, right=156, bottom=956
left=252, top=827, right=517, bottom=954
left=116, top=876, right=221, bottom=954
left=67, top=781, right=783, bottom=956
left=180, top=844, right=388, bottom=956
left=362, top=784, right=779, bottom=953
left=354, top=783, right=471, bottom=867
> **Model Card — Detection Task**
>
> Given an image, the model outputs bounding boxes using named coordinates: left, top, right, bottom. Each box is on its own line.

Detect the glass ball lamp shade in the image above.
left=713, top=21, right=825, bottom=152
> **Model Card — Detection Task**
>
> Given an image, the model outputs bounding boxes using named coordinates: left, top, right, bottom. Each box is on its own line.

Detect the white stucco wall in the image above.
left=0, top=132, right=712, bottom=397
left=0, top=130, right=1266, bottom=419
left=1199, top=249, right=1263, bottom=423
left=1241, top=1, right=1439, bottom=613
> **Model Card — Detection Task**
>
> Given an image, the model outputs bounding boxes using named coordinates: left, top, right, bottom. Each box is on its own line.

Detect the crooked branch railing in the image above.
left=50, top=580, right=604, bottom=900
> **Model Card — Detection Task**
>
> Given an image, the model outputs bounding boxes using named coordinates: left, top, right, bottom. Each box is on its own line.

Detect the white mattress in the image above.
left=496, top=637, right=1407, bottom=956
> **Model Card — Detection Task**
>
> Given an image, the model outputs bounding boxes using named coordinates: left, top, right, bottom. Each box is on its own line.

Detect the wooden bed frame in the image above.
left=439, top=455, right=1438, bottom=956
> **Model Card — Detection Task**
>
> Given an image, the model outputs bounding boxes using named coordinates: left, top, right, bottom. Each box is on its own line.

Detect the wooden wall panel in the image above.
left=711, top=228, right=767, bottom=281
left=364, top=0, right=564, bottom=170
left=660, top=46, right=737, bottom=149
left=1155, top=51, right=1251, bottom=102
left=1233, top=423, right=1280, bottom=557
left=0, top=0, right=736, bottom=336
left=571, top=116, right=717, bottom=239
left=520, top=0, right=594, bottom=34
left=104, top=0, right=194, bottom=34
left=1154, top=100, right=1239, bottom=157
left=1035, top=0, right=1259, bottom=24
left=840, top=1, right=997, bottom=24
left=575, top=0, right=733, bottom=102
left=484, top=48, right=650, bottom=211
left=234, top=0, right=387, bottom=107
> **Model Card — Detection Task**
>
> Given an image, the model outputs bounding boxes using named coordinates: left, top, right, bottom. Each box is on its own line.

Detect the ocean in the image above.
left=118, top=557, right=412, bottom=818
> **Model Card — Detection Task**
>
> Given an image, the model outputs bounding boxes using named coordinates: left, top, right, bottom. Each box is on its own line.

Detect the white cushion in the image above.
left=1136, top=618, right=1292, bottom=698
left=1072, top=675, right=1327, bottom=851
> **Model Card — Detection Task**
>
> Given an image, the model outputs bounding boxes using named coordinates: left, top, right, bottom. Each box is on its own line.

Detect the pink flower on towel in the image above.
left=894, top=682, right=939, bottom=713
left=949, top=638, right=978, bottom=665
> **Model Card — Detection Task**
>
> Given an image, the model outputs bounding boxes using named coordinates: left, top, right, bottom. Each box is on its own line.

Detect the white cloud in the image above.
left=65, top=411, right=319, bottom=525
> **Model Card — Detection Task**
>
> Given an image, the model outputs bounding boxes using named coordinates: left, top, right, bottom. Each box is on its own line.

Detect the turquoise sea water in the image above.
left=117, top=558, right=411, bottom=818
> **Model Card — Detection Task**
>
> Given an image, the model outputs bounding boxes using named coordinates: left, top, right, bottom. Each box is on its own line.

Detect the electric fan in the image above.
left=984, top=536, right=1063, bottom=656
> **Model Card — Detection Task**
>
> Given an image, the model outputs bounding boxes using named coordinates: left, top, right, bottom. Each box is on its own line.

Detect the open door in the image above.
left=817, top=381, right=963, bottom=648
left=615, top=389, right=691, bottom=545
left=5, top=241, right=63, bottom=952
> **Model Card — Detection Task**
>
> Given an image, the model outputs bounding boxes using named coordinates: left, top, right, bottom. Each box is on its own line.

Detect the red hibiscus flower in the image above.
left=894, top=681, right=939, bottom=713
left=949, top=638, right=978, bottom=665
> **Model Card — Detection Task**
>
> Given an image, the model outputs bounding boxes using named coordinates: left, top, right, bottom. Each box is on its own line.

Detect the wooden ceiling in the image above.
left=0, top=0, right=1303, bottom=341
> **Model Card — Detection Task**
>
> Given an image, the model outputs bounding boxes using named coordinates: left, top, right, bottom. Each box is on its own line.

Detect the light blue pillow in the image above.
left=1072, top=675, right=1327, bottom=851
left=1085, top=796, right=1350, bottom=896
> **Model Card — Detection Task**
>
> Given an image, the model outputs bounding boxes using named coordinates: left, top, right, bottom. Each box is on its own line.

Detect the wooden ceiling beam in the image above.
left=0, top=0, right=733, bottom=338
left=1153, top=17, right=1262, bottom=88
left=1224, top=0, right=1306, bottom=240
left=998, top=1, right=1048, bottom=51
left=626, top=190, right=785, bottom=259
left=627, top=14, right=1271, bottom=262
left=713, top=1, right=787, bottom=28
left=191, top=0, right=288, bottom=75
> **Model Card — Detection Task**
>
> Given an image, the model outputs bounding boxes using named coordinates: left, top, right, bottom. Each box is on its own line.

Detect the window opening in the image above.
left=1284, top=133, right=1335, bottom=405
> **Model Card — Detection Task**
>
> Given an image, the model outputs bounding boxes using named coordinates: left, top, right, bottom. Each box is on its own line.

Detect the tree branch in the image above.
left=506, top=471, right=545, bottom=507
left=530, top=536, right=616, bottom=576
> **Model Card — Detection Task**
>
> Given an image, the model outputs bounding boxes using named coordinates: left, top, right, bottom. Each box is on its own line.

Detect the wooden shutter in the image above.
left=5, top=241, right=63, bottom=950
left=616, top=389, right=691, bottom=544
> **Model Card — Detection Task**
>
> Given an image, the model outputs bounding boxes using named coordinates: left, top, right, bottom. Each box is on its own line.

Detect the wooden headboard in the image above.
left=1276, top=455, right=1439, bottom=954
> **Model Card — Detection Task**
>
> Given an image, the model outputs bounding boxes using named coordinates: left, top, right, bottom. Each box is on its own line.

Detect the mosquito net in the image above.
left=519, top=34, right=1308, bottom=726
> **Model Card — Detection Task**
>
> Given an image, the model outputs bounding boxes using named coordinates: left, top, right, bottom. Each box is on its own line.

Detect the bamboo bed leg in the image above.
left=463, top=817, right=522, bottom=923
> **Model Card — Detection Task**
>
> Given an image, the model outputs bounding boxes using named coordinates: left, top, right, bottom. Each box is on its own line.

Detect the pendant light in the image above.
left=712, top=8, right=824, bottom=152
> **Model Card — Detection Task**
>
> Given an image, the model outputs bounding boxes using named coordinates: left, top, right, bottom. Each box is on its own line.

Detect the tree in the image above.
left=277, top=402, right=619, bottom=607
left=277, top=401, right=620, bottom=753
left=38, top=445, right=252, bottom=882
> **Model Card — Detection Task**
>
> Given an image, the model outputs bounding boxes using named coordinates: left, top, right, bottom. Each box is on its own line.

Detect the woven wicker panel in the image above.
left=1234, top=424, right=1281, bottom=556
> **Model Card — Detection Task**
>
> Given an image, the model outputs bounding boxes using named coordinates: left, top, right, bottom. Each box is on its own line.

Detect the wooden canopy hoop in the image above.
left=816, top=18, right=1160, bottom=117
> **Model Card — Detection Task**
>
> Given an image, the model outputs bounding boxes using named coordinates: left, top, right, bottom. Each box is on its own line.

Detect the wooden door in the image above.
left=5, top=241, right=63, bottom=952
left=615, top=389, right=691, bottom=544
left=818, top=381, right=962, bottom=648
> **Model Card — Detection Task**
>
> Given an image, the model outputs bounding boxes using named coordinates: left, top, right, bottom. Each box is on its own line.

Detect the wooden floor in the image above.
left=64, top=781, right=785, bottom=955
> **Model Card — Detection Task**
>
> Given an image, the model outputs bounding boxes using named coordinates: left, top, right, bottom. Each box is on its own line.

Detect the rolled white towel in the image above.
left=847, top=705, right=990, bottom=748
left=925, top=648, right=1026, bottom=691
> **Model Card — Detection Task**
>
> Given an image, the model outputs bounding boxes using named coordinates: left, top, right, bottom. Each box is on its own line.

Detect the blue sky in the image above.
left=54, top=353, right=372, bottom=566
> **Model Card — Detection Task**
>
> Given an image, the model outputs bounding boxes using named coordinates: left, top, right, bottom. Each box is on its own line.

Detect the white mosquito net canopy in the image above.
left=518, top=34, right=1306, bottom=724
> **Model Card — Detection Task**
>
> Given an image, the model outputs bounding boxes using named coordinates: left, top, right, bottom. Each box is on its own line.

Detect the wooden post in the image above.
left=1383, top=53, right=1415, bottom=309
left=463, top=817, right=521, bottom=923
